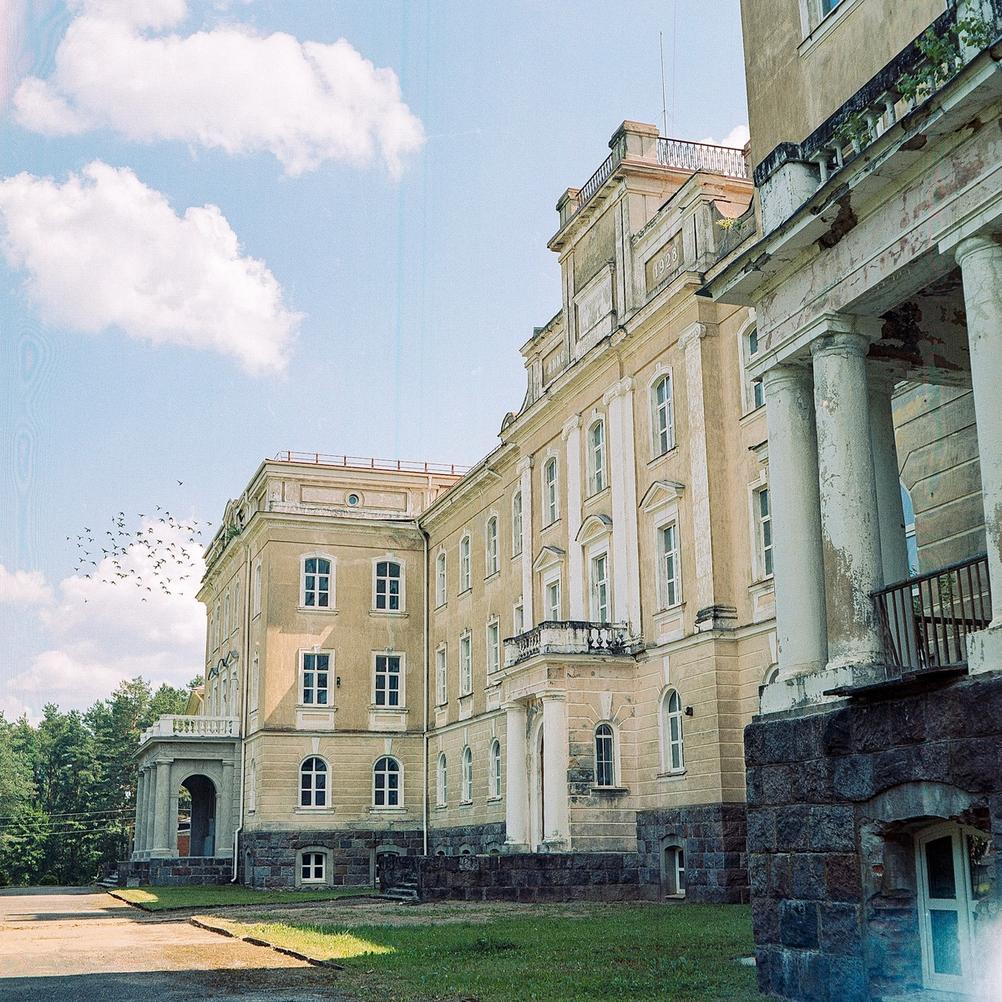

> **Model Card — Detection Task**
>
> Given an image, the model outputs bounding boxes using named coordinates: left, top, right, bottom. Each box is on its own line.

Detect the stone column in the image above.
left=563, top=416, right=584, bottom=619
left=762, top=365, right=828, bottom=677
left=217, top=760, right=235, bottom=858
left=151, top=759, right=172, bottom=857
left=812, top=327, right=884, bottom=671
left=956, top=235, right=1002, bottom=671
left=133, top=768, right=147, bottom=858
left=142, top=764, right=155, bottom=854
left=503, top=701, right=529, bottom=848
left=518, top=457, right=534, bottom=627
left=540, top=692, right=570, bottom=847
left=868, top=375, right=910, bottom=585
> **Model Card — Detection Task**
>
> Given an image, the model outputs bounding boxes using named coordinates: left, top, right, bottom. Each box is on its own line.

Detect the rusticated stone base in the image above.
left=119, top=856, right=232, bottom=886
left=241, top=829, right=423, bottom=888
left=636, top=803, right=748, bottom=903
left=745, top=671, right=1002, bottom=1002
left=380, top=851, right=657, bottom=902
left=427, top=822, right=506, bottom=856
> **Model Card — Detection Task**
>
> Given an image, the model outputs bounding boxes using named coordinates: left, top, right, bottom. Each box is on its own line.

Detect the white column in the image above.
left=151, top=759, right=172, bottom=857
left=956, top=235, right=1002, bottom=670
left=604, top=377, right=639, bottom=629
left=133, top=768, right=147, bottom=858
left=518, top=457, right=534, bottom=627
left=142, top=764, right=155, bottom=853
left=503, top=701, right=529, bottom=848
left=564, top=416, right=584, bottom=620
left=762, top=365, right=828, bottom=677
left=217, top=760, right=235, bottom=858
left=540, top=692, right=569, bottom=847
left=868, top=375, right=910, bottom=585
left=812, top=328, right=884, bottom=670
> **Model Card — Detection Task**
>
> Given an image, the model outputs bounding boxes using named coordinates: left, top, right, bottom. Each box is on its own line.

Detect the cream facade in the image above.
left=134, top=121, right=775, bottom=901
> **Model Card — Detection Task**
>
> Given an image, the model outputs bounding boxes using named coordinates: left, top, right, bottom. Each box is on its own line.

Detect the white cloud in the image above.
left=700, top=124, right=750, bottom=149
left=1, top=521, right=206, bottom=719
left=0, top=161, right=300, bottom=373
left=0, top=564, right=53, bottom=605
left=13, top=0, right=425, bottom=177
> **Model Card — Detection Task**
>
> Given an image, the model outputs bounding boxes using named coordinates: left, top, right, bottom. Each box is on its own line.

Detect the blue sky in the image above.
left=0, top=0, right=747, bottom=718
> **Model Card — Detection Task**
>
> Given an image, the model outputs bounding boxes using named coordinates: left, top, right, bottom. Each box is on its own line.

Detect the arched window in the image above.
left=373, top=756, right=401, bottom=808
left=436, top=753, right=447, bottom=806
left=663, top=843, right=686, bottom=897
left=662, top=690, right=685, bottom=772
left=512, top=491, right=523, bottom=556
left=489, top=739, right=502, bottom=798
left=485, top=517, right=499, bottom=576
left=252, top=562, right=262, bottom=616
left=374, top=559, right=402, bottom=611
left=302, top=555, right=333, bottom=608
left=653, top=374, right=675, bottom=456
left=435, top=552, right=447, bottom=606
left=589, top=420, right=606, bottom=494
left=300, top=756, right=328, bottom=808
left=461, top=746, right=473, bottom=803
left=248, top=759, right=257, bottom=813
left=459, top=535, right=472, bottom=592
left=543, top=458, right=559, bottom=525
left=594, top=723, right=615, bottom=787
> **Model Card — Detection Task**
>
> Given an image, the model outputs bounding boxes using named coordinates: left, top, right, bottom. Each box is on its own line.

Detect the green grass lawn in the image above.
left=207, top=903, right=759, bottom=1001
left=112, top=884, right=375, bottom=911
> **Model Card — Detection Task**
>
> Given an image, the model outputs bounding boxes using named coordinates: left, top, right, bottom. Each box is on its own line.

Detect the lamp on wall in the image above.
left=684, top=706, right=694, bottom=717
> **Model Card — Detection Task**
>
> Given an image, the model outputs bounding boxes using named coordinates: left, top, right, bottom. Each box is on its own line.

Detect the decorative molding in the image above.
left=639, top=479, right=686, bottom=513
left=531, top=545, right=566, bottom=573
left=575, top=512, right=613, bottom=543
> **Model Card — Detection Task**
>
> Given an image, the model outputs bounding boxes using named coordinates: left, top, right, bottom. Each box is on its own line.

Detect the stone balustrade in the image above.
left=503, top=621, right=635, bottom=668
left=138, top=715, right=240, bottom=747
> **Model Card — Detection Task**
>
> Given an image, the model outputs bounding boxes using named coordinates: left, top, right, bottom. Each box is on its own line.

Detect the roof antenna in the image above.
left=659, top=29, right=668, bottom=137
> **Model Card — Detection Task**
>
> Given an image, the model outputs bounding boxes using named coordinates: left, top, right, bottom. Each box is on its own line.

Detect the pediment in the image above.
left=531, top=545, right=566, bottom=572
left=575, top=513, right=613, bottom=543
left=640, top=480, right=686, bottom=513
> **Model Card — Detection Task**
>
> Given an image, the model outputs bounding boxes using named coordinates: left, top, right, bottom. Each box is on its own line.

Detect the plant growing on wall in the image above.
left=897, top=15, right=993, bottom=107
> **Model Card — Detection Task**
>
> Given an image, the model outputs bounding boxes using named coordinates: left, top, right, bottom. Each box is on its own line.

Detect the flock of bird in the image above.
left=68, top=504, right=211, bottom=602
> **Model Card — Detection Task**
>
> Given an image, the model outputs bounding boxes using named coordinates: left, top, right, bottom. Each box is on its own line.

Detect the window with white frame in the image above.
left=436, top=753, right=447, bottom=806
left=755, top=486, right=774, bottom=578
left=543, top=457, right=559, bottom=525
left=590, top=551, right=610, bottom=623
left=233, top=581, right=241, bottom=630
left=435, top=644, right=447, bottom=705
left=662, top=690, right=685, bottom=772
left=223, top=591, right=230, bottom=639
left=300, top=756, right=328, bottom=808
left=461, top=746, right=473, bottom=803
left=374, top=653, right=402, bottom=707
left=663, top=844, right=686, bottom=897
left=653, top=374, right=675, bottom=456
left=489, top=739, right=502, bottom=798
left=459, top=535, right=472, bottom=592
left=373, top=756, right=401, bottom=808
left=744, top=326, right=765, bottom=411
left=435, top=551, right=447, bottom=606
left=487, top=619, right=500, bottom=674
left=214, top=601, right=221, bottom=648
left=485, top=517, right=499, bottom=576
left=589, top=420, right=606, bottom=494
left=301, top=651, right=330, bottom=705
left=252, top=562, right=262, bottom=617
left=513, top=599, right=524, bottom=636
left=459, top=632, right=472, bottom=695
left=594, top=723, right=616, bottom=787
left=300, top=850, right=326, bottom=883
left=512, top=491, right=523, bottom=556
left=374, top=559, right=402, bottom=612
left=658, top=522, right=681, bottom=608
left=302, top=555, right=332, bottom=608
left=545, top=574, right=561, bottom=622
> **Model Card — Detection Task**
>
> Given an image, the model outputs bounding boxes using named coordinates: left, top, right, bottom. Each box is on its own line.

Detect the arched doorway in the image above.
left=529, top=718, right=545, bottom=850
left=178, top=775, right=217, bottom=858
left=915, top=822, right=992, bottom=992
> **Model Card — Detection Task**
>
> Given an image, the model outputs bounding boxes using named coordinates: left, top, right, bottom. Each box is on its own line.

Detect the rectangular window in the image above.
left=545, top=577, right=561, bottom=621
left=435, top=552, right=447, bottom=606
left=303, top=556, right=331, bottom=608
left=435, top=645, right=447, bottom=705
left=544, top=459, right=559, bottom=525
left=653, top=375, right=675, bottom=456
left=590, top=421, right=606, bottom=494
left=513, top=600, right=524, bottom=636
left=374, top=560, right=402, bottom=611
left=302, top=652, right=330, bottom=705
left=460, top=536, right=472, bottom=592
left=486, top=518, right=499, bottom=576
left=252, top=562, right=262, bottom=617
left=821, top=0, right=843, bottom=14
left=590, top=552, right=610, bottom=623
left=512, top=492, right=523, bottom=556
left=301, top=851, right=325, bottom=883
left=757, top=487, right=774, bottom=578
left=223, top=592, right=230, bottom=638
left=459, top=633, right=472, bottom=695
left=374, top=654, right=402, bottom=707
left=745, top=327, right=765, bottom=411
left=487, top=620, right=500, bottom=674
left=659, top=524, right=681, bottom=608
left=250, top=654, right=260, bottom=711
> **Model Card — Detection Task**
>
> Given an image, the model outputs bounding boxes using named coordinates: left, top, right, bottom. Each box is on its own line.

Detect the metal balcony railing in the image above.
left=503, top=621, right=635, bottom=668
left=274, top=451, right=469, bottom=476
left=657, top=138, right=750, bottom=179
left=872, top=554, right=991, bottom=672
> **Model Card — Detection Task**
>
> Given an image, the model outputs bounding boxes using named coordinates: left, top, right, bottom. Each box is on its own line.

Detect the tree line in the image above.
left=0, top=676, right=199, bottom=886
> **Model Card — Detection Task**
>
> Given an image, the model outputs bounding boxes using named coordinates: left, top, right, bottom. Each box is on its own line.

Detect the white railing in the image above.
left=504, top=621, right=635, bottom=667
left=657, top=138, right=749, bottom=179
left=139, top=716, right=240, bottom=745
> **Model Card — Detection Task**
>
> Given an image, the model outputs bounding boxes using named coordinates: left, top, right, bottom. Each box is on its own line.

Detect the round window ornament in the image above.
left=346, top=493, right=361, bottom=507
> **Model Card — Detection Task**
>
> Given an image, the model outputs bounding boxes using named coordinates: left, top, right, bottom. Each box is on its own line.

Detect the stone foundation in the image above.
left=380, top=851, right=657, bottom=902
left=241, top=828, right=424, bottom=889
left=745, top=672, right=1002, bottom=1001
left=427, top=822, right=506, bottom=856
left=118, top=856, right=233, bottom=886
left=636, top=802, right=749, bottom=903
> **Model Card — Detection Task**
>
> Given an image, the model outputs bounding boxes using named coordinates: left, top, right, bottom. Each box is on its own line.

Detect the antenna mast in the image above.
left=659, top=30, right=668, bottom=137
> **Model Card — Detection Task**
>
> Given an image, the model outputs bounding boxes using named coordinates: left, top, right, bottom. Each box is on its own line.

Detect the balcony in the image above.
left=872, top=554, right=991, bottom=677
left=504, top=621, right=637, bottom=668
left=138, top=715, right=240, bottom=748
